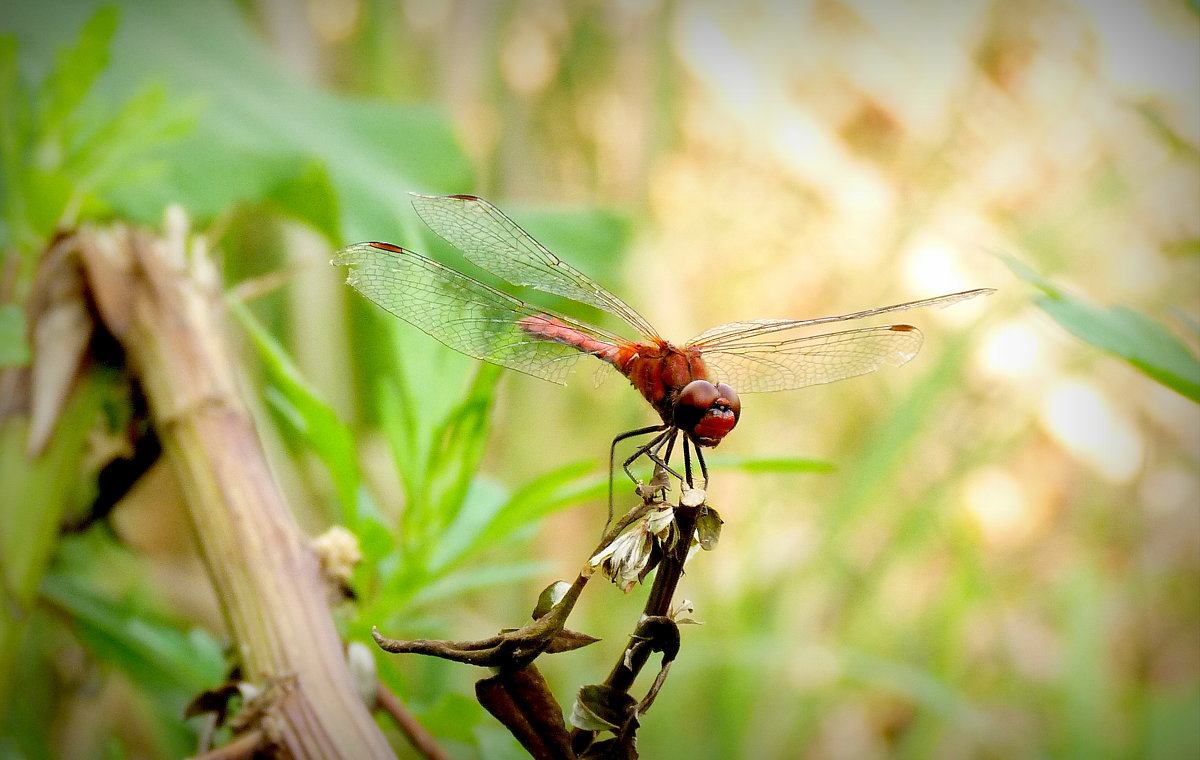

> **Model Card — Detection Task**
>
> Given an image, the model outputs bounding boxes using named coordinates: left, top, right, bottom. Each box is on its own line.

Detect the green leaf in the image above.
left=709, top=455, right=836, bottom=474
left=0, top=6, right=200, bottom=252
left=377, top=372, right=427, bottom=522
left=417, top=692, right=488, bottom=745
left=409, top=560, right=555, bottom=608
left=1003, top=254, right=1200, bottom=401
left=1, top=612, right=60, bottom=760
left=63, top=82, right=199, bottom=205
left=426, top=363, right=503, bottom=537
left=468, top=459, right=598, bottom=558
left=1037, top=299, right=1200, bottom=401
left=355, top=515, right=396, bottom=564
left=423, top=459, right=594, bottom=575
left=266, top=159, right=341, bottom=242
left=424, top=477, right=508, bottom=574
left=41, top=571, right=224, bottom=697
left=0, top=304, right=29, bottom=367
left=5, top=1, right=470, bottom=248
left=5, top=0, right=471, bottom=240
left=231, top=300, right=359, bottom=524
left=0, top=371, right=107, bottom=614
left=37, top=5, right=119, bottom=131
left=378, top=360, right=500, bottom=572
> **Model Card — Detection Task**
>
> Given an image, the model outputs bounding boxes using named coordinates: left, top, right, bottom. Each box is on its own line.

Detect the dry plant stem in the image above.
left=369, top=495, right=665, bottom=756
left=76, top=221, right=394, bottom=760
left=372, top=499, right=655, bottom=669
left=477, top=665, right=575, bottom=760
left=372, top=571, right=590, bottom=668
left=376, top=683, right=453, bottom=760
left=606, top=505, right=699, bottom=693
left=569, top=503, right=698, bottom=753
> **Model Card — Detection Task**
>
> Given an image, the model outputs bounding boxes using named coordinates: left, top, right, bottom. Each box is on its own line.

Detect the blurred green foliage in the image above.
left=1004, top=254, right=1200, bottom=402
left=1, top=4, right=623, bottom=757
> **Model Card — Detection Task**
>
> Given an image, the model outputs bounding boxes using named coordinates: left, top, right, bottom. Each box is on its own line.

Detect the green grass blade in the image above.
left=232, top=300, right=360, bottom=524
left=1003, top=254, right=1200, bottom=401
left=37, top=6, right=118, bottom=130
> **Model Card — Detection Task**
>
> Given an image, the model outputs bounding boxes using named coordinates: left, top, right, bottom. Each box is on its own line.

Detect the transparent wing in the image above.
left=688, top=288, right=993, bottom=347
left=410, top=194, right=660, bottom=340
left=698, top=325, right=926, bottom=393
left=688, top=288, right=993, bottom=393
left=334, top=241, right=621, bottom=385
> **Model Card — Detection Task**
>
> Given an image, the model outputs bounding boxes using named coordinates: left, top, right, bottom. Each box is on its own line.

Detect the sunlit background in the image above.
left=3, top=1, right=1198, bottom=758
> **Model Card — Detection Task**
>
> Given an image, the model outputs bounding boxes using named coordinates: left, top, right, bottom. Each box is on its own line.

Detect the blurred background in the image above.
left=1, top=0, right=1197, bottom=758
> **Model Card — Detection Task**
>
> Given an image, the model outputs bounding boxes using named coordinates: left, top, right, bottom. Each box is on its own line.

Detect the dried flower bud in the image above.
left=589, top=515, right=663, bottom=593
left=312, top=525, right=362, bottom=584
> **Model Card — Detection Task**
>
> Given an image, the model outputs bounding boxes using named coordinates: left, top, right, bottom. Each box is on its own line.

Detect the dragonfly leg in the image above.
left=609, top=424, right=669, bottom=525
left=643, top=430, right=682, bottom=496
left=694, top=443, right=710, bottom=491
left=657, top=432, right=678, bottom=478
left=682, top=436, right=694, bottom=488
left=623, top=429, right=686, bottom=497
left=623, top=429, right=677, bottom=484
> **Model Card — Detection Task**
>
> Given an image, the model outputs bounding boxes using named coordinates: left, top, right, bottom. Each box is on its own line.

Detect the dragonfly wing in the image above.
left=410, top=194, right=660, bottom=339
left=688, top=288, right=992, bottom=392
left=688, top=288, right=993, bottom=347
left=335, top=242, right=610, bottom=385
left=698, top=325, right=925, bottom=393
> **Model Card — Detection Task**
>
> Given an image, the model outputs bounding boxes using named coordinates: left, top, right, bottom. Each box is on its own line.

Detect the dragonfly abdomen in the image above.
left=517, top=314, right=622, bottom=364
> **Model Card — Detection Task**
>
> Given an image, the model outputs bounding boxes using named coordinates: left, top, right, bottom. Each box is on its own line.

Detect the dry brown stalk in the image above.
left=71, top=214, right=395, bottom=760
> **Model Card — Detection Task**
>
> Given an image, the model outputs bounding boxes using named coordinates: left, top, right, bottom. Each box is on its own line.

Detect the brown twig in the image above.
left=476, top=665, right=574, bottom=760
left=605, top=504, right=699, bottom=691
left=569, top=498, right=702, bottom=755
left=370, top=481, right=693, bottom=758
left=189, top=729, right=265, bottom=760
left=375, top=683, right=454, bottom=760
left=371, top=497, right=656, bottom=670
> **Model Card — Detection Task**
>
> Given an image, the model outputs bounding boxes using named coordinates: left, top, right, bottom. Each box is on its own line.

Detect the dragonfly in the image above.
left=335, top=194, right=993, bottom=513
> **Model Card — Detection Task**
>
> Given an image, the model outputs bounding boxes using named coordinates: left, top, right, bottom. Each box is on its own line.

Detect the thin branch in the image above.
left=371, top=497, right=656, bottom=669
left=375, top=684, right=454, bottom=760
left=189, top=730, right=265, bottom=760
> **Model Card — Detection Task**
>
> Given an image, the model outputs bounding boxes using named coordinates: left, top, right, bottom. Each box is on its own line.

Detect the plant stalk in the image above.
left=76, top=219, right=394, bottom=760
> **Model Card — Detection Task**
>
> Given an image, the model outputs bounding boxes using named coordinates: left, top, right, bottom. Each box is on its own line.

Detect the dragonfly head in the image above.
left=674, top=380, right=741, bottom=447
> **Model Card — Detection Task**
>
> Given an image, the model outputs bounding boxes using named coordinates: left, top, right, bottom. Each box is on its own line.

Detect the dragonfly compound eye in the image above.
left=674, top=380, right=741, bottom=447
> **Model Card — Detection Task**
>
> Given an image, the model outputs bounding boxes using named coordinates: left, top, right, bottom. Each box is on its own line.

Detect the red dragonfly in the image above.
left=336, top=194, right=992, bottom=506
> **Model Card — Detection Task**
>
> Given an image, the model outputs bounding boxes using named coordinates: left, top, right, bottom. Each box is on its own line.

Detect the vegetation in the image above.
left=1, top=2, right=1197, bottom=759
